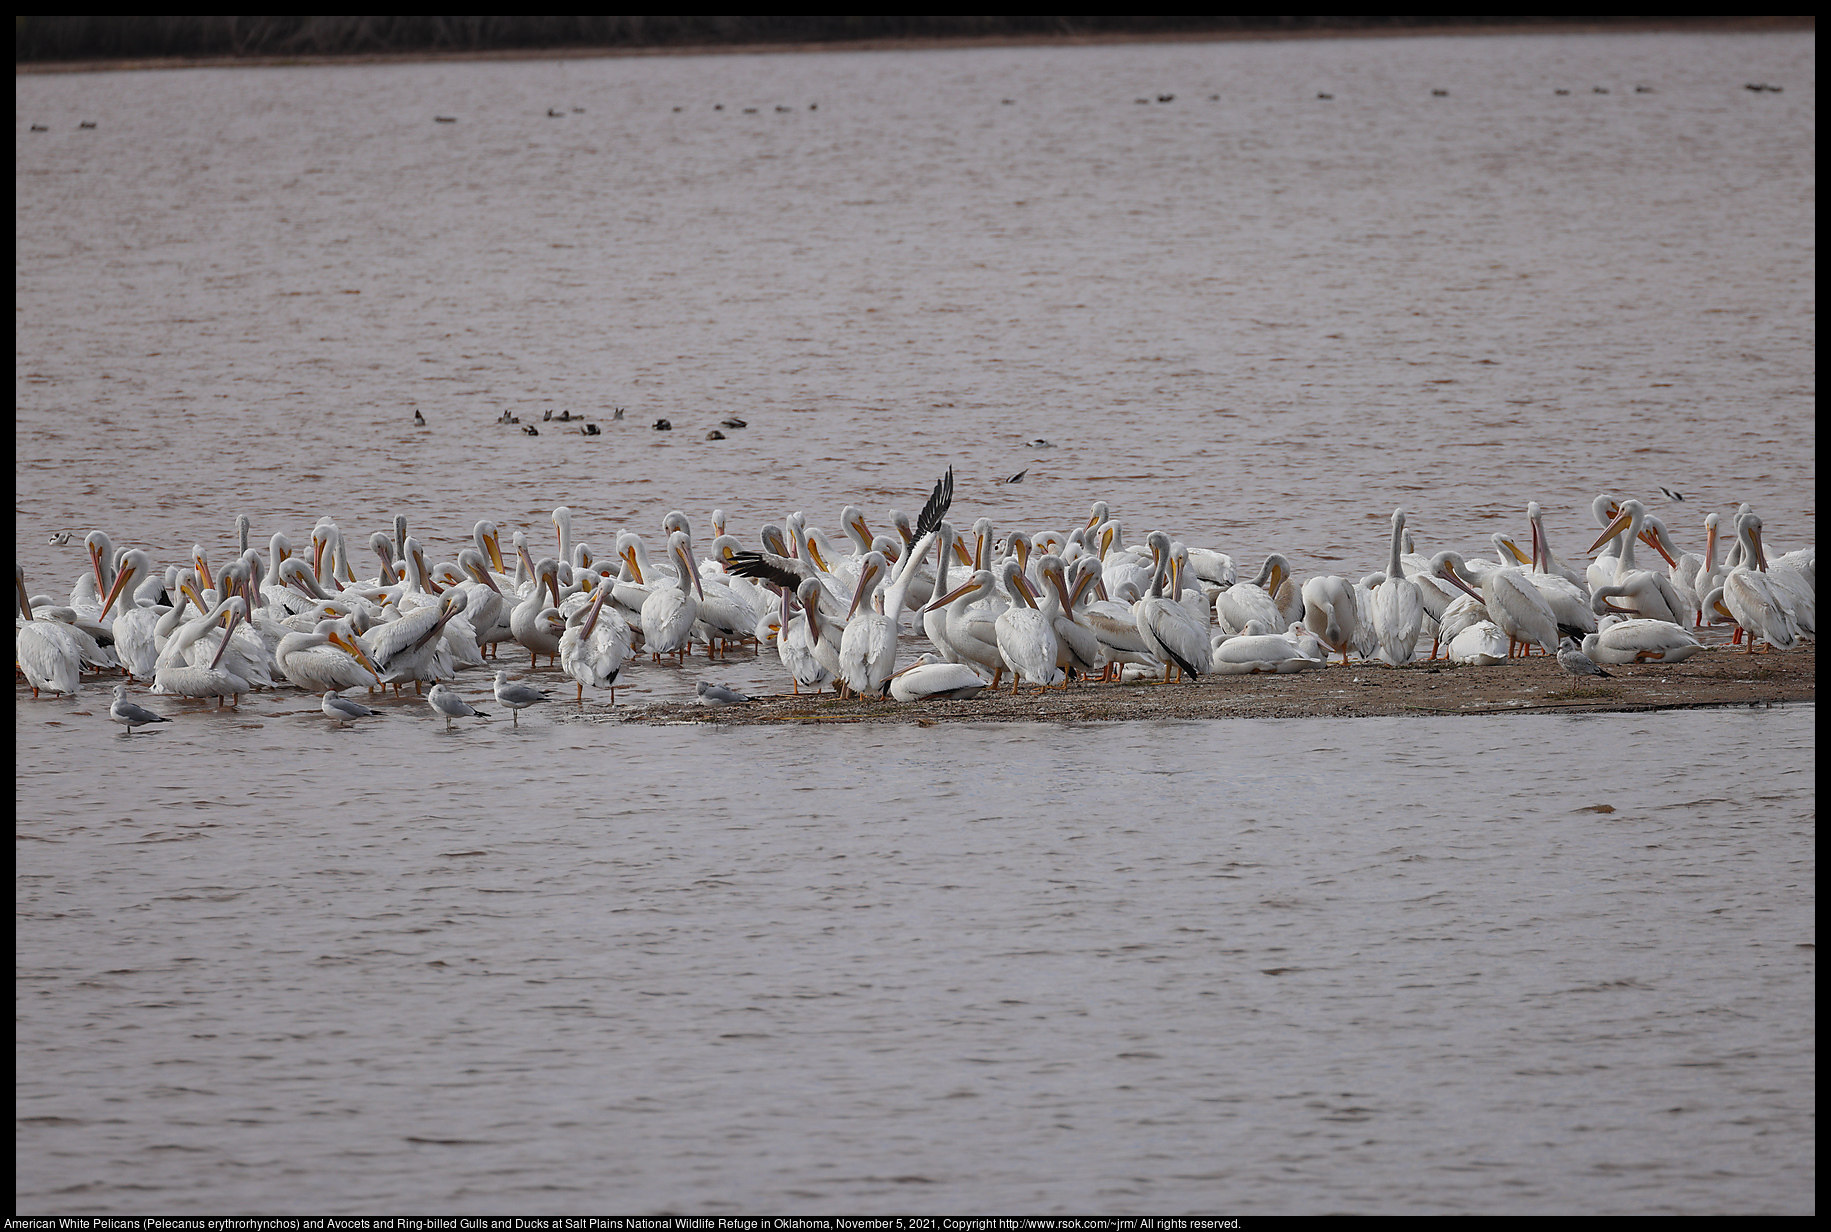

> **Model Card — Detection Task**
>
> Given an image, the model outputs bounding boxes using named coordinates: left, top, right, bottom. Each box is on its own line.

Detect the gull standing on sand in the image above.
left=110, top=684, right=172, bottom=735
left=696, top=681, right=751, bottom=705
left=1556, top=637, right=1613, bottom=679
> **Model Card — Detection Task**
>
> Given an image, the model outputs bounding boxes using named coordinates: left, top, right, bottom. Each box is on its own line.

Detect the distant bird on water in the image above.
left=322, top=690, right=380, bottom=727
left=1004, top=470, right=1027, bottom=485
left=1557, top=637, right=1613, bottom=680
left=720, top=416, right=747, bottom=429
left=412, top=408, right=426, bottom=426
left=653, top=418, right=672, bottom=431
left=1659, top=486, right=1684, bottom=502
left=46, top=530, right=73, bottom=546
left=522, top=424, right=539, bottom=436
left=111, top=685, right=172, bottom=736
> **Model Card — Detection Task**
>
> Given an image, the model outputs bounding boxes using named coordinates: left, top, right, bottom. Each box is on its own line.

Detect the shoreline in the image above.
left=603, top=643, right=1814, bottom=726
left=16, top=18, right=1813, bottom=76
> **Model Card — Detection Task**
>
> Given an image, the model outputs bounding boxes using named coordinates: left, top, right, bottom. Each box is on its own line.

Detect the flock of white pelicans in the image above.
left=14, top=468, right=1816, bottom=734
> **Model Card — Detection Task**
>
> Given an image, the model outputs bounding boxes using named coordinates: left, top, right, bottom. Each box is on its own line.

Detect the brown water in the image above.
left=15, top=29, right=1816, bottom=1214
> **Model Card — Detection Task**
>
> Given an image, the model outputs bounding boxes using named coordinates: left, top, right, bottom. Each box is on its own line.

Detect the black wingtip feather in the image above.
left=913, top=466, right=955, bottom=540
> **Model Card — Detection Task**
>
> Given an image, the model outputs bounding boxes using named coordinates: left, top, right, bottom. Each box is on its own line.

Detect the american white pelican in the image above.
left=1300, top=575, right=1359, bottom=666
left=921, top=523, right=963, bottom=660
left=1432, top=551, right=1558, bottom=659
left=16, top=577, right=84, bottom=695
left=683, top=536, right=759, bottom=658
left=1580, top=620, right=1703, bottom=665
left=1764, top=543, right=1816, bottom=635
left=1585, top=493, right=1626, bottom=595
left=1351, top=573, right=1385, bottom=662
left=97, top=548, right=163, bottom=680
left=756, top=591, right=824, bottom=696
left=888, top=654, right=989, bottom=701
left=1587, top=500, right=1686, bottom=624
left=1215, top=554, right=1288, bottom=635
left=925, top=569, right=1007, bottom=690
left=321, top=690, right=380, bottom=726
left=369, top=590, right=469, bottom=693
left=509, top=558, right=565, bottom=667
left=1186, top=545, right=1237, bottom=590
left=1080, top=571, right=1154, bottom=682
left=1447, top=620, right=1510, bottom=667
left=1522, top=521, right=1596, bottom=639
left=493, top=670, right=550, bottom=725
left=1134, top=532, right=1208, bottom=683
left=1436, top=593, right=1490, bottom=648
left=640, top=532, right=702, bottom=662
left=111, top=684, right=172, bottom=734
left=275, top=619, right=379, bottom=692
left=1039, top=555, right=1102, bottom=682
left=797, top=577, right=847, bottom=691
left=994, top=559, right=1064, bottom=693
left=1687, top=512, right=1727, bottom=626
left=427, top=682, right=490, bottom=730
left=1209, top=622, right=1324, bottom=674
left=153, top=598, right=254, bottom=707
left=1369, top=510, right=1424, bottom=666
left=559, top=580, right=633, bottom=703
left=1712, top=513, right=1801, bottom=652
left=838, top=550, right=896, bottom=697
left=1525, top=501, right=1591, bottom=593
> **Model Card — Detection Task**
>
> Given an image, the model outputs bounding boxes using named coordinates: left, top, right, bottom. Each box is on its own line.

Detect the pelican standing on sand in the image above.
left=640, top=532, right=702, bottom=662
left=1134, top=532, right=1208, bottom=683
left=1369, top=510, right=1423, bottom=666
left=1708, top=513, right=1801, bottom=653
left=1300, top=574, right=1359, bottom=666
left=1432, top=551, right=1558, bottom=659
left=559, top=579, right=633, bottom=702
left=994, top=559, right=1064, bottom=693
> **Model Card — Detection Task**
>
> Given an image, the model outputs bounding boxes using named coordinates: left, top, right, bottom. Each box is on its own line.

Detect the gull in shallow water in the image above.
left=322, top=690, right=380, bottom=727
left=493, top=670, right=550, bottom=725
left=110, top=685, right=172, bottom=735
left=428, top=682, right=490, bottom=730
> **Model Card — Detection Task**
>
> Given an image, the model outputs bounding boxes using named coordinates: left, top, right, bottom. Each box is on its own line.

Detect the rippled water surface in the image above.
left=15, top=28, right=1816, bottom=1214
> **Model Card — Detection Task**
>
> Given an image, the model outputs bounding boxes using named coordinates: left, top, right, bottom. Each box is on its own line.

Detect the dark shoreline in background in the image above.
left=16, top=15, right=1813, bottom=74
